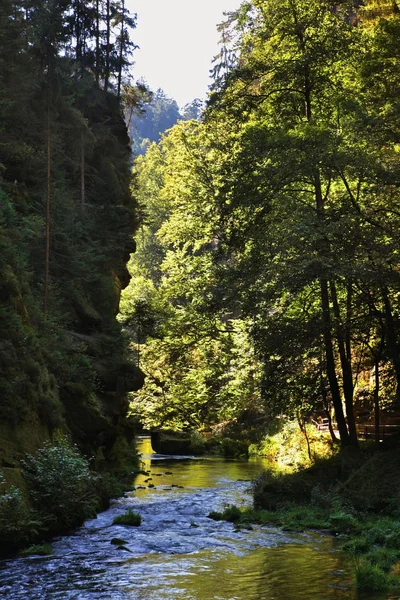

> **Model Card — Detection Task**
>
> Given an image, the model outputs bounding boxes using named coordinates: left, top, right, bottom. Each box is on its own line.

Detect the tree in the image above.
left=205, top=0, right=400, bottom=447
left=120, top=121, right=264, bottom=432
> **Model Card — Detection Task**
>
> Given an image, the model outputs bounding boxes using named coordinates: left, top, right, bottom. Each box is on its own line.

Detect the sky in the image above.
left=126, top=1, right=241, bottom=109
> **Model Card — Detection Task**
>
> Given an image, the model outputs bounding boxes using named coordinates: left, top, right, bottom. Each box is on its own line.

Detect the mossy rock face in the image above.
left=0, top=408, right=51, bottom=471
left=151, top=431, right=205, bottom=456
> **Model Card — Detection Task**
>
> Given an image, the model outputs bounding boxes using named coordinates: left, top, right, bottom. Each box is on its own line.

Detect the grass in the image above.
left=207, top=505, right=242, bottom=523
left=21, top=543, right=53, bottom=556
left=112, top=509, right=142, bottom=526
left=355, top=559, right=390, bottom=591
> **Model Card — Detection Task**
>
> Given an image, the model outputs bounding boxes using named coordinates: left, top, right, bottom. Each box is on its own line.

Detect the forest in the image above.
left=122, top=0, right=400, bottom=451
left=1, top=0, right=400, bottom=593
left=119, top=0, right=400, bottom=588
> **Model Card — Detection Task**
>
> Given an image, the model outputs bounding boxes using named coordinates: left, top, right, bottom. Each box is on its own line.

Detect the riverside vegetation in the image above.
left=209, top=425, right=400, bottom=592
left=0, top=436, right=139, bottom=556
left=2, top=0, right=400, bottom=591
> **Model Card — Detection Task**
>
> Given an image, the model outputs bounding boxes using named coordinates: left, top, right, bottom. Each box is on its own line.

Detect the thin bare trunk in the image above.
left=80, top=131, right=85, bottom=208
left=45, top=96, right=51, bottom=315
left=374, top=359, right=380, bottom=446
left=96, top=0, right=100, bottom=84
left=117, top=0, right=124, bottom=99
left=298, top=414, right=312, bottom=461
left=75, top=0, right=82, bottom=61
left=382, top=287, right=400, bottom=402
left=320, top=373, right=338, bottom=443
left=104, top=0, right=110, bottom=92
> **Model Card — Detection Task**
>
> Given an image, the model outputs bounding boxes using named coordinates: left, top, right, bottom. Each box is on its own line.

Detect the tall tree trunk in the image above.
left=117, top=0, right=124, bottom=99
left=75, top=0, right=82, bottom=61
left=374, top=358, right=380, bottom=447
left=295, top=10, right=352, bottom=447
left=96, top=0, right=100, bottom=84
left=320, top=278, right=350, bottom=445
left=104, top=0, right=110, bottom=92
left=44, top=90, right=51, bottom=315
left=330, top=280, right=358, bottom=447
left=314, top=170, right=350, bottom=445
left=297, top=413, right=312, bottom=461
left=320, top=372, right=338, bottom=443
left=382, top=287, right=400, bottom=402
left=80, top=131, right=85, bottom=208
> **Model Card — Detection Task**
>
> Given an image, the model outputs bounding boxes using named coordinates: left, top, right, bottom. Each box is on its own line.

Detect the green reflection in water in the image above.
left=135, top=437, right=273, bottom=496
left=128, top=543, right=393, bottom=600
left=171, top=543, right=354, bottom=600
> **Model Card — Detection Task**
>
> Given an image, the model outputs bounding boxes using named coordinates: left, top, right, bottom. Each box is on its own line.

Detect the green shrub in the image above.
left=310, top=484, right=342, bottom=511
left=355, top=559, right=390, bottom=591
left=252, top=468, right=314, bottom=510
left=281, top=505, right=330, bottom=531
left=221, top=505, right=242, bottom=522
left=329, top=510, right=359, bottom=534
left=21, top=437, right=96, bottom=530
left=207, top=505, right=242, bottom=522
left=0, top=484, right=40, bottom=552
left=342, top=536, right=369, bottom=555
left=342, top=451, right=400, bottom=514
left=249, top=420, right=334, bottom=467
left=365, top=547, right=400, bottom=573
left=113, top=509, right=141, bottom=526
left=220, top=438, right=249, bottom=458
left=364, top=518, right=400, bottom=548
left=207, top=510, right=223, bottom=521
left=189, top=431, right=206, bottom=455
left=21, top=543, right=53, bottom=556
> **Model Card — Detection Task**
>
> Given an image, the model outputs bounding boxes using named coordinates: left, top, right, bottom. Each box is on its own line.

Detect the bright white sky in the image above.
left=126, top=1, right=241, bottom=109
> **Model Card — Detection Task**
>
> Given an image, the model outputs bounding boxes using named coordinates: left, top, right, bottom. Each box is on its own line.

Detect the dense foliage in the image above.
left=0, top=437, right=116, bottom=555
left=0, top=0, right=142, bottom=478
left=122, top=0, right=400, bottom=447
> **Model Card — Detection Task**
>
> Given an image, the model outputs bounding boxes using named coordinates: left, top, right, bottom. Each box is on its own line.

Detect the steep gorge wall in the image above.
left=0, top=89, right=143, bottom=484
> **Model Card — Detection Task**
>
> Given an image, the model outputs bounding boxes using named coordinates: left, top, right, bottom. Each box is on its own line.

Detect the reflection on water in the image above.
left=0, top=437, right=394, bottom=599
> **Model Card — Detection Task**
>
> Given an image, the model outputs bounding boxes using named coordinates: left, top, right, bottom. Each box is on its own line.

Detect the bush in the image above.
left=342, top=536, right=369, bottom=555
left=207, top=510, right=223, bottom=521
left=355, top=559, right=389, bottom=591
left=21, top=544, right=53, bottom=556
left=365, top=547, right=400, bottom=573
left=21, top=437, right=96, bottom=531
left=220, top=438, right=249, bottom=458
left=113, top=509, right=141, bottom=526
left=221, top=505, right=242, bottom=522
left=189, top=431, right=206, bottom=455
left=364, top=517, right=400, bottom=548
left=329, top=510, right=359, bottom=534
left=252, top=468, right=315, bottom=510
left=0, top=484, right=40, bottom=553
left=281, top=505, right=330, bottom=531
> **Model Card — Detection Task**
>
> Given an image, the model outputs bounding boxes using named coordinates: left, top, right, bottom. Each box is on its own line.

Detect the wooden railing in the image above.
left=356, top=424, right=400, bottom=439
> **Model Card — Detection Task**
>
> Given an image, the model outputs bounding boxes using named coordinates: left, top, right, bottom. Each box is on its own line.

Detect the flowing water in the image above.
left=0, top=437, right=396, bottom=600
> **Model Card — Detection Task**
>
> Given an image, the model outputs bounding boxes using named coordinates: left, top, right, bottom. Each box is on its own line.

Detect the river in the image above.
left=0, top=437, right=396, bottom=599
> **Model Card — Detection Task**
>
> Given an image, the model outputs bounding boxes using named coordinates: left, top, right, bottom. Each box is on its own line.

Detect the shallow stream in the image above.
left=0, top=438, right=396, bottom=599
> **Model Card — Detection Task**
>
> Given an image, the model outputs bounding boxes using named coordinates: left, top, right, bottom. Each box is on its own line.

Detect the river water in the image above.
left=0, top=437, right=396, bottom=600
